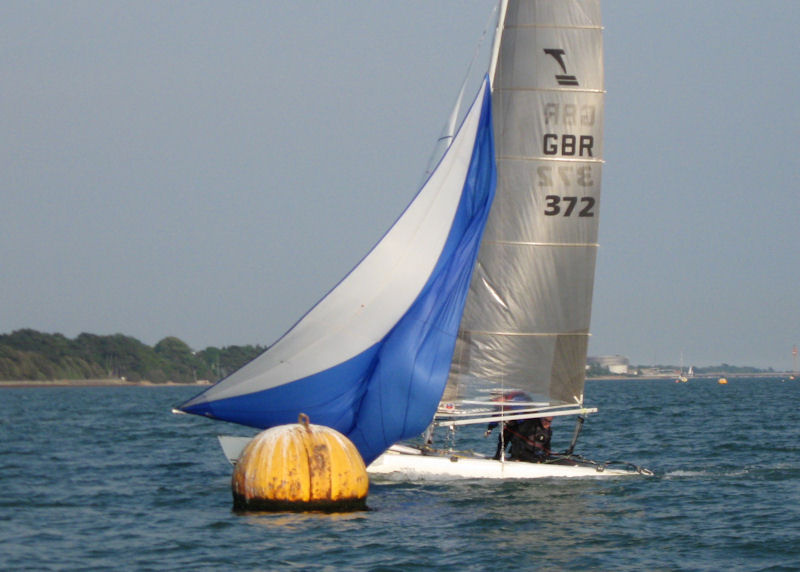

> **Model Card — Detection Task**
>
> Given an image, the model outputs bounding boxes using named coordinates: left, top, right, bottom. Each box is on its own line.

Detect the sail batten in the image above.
left=499, top=156, right=603, bottom=162
left=505, top=25, right=602, bottom=30
left=480, top=240, right=598, bottom=247
left=459, top=332, right=589, bottom=337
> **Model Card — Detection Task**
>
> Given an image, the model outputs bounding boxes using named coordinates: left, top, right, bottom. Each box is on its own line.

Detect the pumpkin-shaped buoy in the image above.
left=718, top=377, right=728, bottom=385
left=231, top=413, right=368, bottom=512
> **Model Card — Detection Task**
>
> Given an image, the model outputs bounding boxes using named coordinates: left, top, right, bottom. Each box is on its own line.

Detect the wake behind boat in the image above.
left=175, top=0, right=650, bottom=480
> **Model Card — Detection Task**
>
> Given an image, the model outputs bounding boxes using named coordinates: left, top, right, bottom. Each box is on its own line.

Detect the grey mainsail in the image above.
left=446, top=0, right=604, bottom=411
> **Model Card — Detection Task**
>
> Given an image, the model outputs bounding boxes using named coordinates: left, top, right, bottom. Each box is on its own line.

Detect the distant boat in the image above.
left=675, top=355, right=690, bottom=383
left=176, top=0, right=649, bottom=480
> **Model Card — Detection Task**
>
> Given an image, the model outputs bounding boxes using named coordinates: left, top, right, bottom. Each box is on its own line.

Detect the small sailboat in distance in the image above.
left=675, top=353, right=689, bottom=383
left=176, top=0, right=650, bottom=480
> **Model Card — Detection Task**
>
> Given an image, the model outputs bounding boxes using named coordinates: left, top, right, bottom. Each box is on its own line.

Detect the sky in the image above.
left=2, top=1, right=798, bottom=371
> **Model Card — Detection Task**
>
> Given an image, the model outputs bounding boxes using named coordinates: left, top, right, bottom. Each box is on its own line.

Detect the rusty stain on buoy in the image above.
left=231, top=414, right=368, bottom=512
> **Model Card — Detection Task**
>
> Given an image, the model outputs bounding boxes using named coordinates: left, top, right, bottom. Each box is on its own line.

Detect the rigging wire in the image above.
left=423, top=1, right=500, bottom=180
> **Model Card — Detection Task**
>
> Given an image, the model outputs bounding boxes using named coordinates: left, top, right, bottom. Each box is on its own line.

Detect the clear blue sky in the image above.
left=2, top=1, right=798, bottom=370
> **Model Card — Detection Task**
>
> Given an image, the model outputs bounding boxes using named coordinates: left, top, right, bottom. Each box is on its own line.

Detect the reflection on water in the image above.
left=241, top=510, right=368, bottom=530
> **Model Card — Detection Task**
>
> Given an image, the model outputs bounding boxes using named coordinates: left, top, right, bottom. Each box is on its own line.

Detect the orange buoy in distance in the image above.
left=231, top=413, right=368, bottom=512
left=718, top=378, right=728, bottom=385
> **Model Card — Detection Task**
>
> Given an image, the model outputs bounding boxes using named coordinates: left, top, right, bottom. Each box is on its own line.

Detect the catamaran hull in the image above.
left=218, top=437, right=641, bottom=480
left=366, top=444, right=638, bottom=480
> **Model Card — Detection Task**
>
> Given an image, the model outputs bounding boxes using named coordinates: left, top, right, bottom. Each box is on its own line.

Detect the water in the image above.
left=1, top=378, right=798, bottom=570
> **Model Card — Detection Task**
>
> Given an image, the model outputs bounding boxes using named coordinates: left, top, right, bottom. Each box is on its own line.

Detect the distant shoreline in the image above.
left=589, top=372, right=794, bottom=381
left=0, top=379, right=213, bottom=388
left=3, top=373, right=793, bottom=389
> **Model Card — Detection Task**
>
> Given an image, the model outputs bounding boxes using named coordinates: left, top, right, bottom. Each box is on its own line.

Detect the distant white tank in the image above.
left=587, top=355, right=630, bottom=374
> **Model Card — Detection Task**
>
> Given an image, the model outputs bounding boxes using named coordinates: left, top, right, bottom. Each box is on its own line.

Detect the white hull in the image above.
left=367, top=444, right=639, bottom=480
left=218, top=435, right=252, bottom=465
left=218, top=437, right=644, bottom=480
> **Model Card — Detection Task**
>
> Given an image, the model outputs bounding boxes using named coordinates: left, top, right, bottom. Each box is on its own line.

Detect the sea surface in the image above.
left=1, top=377, right=798, bottom=571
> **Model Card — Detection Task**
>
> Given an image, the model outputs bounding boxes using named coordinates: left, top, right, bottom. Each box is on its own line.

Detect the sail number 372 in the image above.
left=544, top=195, right=595, bottom=217
left=538, top=165, right=596, bottom=217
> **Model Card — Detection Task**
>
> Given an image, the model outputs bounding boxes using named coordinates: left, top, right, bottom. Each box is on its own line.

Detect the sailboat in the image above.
left=675, top=353, right=689, bottom=383
left=175, top=0, right=649, bottom=479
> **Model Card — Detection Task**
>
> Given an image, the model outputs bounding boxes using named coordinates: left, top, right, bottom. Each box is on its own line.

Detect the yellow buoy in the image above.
left=231, top=413, right=368, bottom=512
left=718, top=377, right=728, bottom=385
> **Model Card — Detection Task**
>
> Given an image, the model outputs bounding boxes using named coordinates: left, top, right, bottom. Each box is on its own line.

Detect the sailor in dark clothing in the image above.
left=508, top=416, right=552, bottom=462
left=485, top=390, right=532, bottom=459
left=486, top=416, right=552, bottom=462
left=485, top=420, right=515, bottom=460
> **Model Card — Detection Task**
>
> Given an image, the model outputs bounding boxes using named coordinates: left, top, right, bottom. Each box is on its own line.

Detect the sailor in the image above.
left=485, top=391, right=553, bottom=461
left=508, top=416, right=552, bottom=463
left=485, top=390, right=529, bottom=459
left=485, top=420, right=514, bottom=460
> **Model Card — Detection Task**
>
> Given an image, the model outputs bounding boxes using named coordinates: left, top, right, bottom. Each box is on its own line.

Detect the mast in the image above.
left=488, top=0, right=509, bottom=89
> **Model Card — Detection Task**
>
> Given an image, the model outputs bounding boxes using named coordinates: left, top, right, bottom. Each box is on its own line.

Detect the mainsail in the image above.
left=178, top=0, right=604, bottom=465
left=446, top=0, right=603, bottom=412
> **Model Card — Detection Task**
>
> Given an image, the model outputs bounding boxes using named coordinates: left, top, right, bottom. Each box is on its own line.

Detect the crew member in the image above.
left=485, top=420, right=514, bottom=460
left=509, top=416, right=552, bottom=462
left=484, top=391, right=529, bottom=460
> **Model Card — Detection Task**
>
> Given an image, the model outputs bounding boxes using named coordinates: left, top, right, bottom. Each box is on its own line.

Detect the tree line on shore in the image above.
left=0, top=329, right=265, bottom=383
left=2, top=329, right=778, bottom=384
